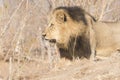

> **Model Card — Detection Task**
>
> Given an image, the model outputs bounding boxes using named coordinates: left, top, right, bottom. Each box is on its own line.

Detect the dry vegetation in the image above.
left=0, top=0, right=120, bottom=80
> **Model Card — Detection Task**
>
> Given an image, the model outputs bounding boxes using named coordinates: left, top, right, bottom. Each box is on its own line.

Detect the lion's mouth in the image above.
left=45, top=39, right=56, bottom=43
left=42, top=34, right=56, bottom=43
left=49, top=39, right=56, bottom=43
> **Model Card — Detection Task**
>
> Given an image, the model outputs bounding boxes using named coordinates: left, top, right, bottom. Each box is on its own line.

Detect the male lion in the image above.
left=42, top=6, right=120, bottom=60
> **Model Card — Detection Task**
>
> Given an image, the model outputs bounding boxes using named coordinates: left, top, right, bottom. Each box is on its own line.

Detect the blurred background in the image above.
left=0, top=0, right=120, bottom=79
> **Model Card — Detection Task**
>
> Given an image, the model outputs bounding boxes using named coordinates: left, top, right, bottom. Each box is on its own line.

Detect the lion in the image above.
left=42, top=6, right=120, bottom=60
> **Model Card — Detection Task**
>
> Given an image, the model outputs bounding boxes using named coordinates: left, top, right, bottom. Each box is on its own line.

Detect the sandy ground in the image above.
left=0, top=52, right=120, bottom=80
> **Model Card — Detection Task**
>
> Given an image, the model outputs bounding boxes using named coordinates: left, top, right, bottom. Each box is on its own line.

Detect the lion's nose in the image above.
left=42, top=33, right=46, bottom=37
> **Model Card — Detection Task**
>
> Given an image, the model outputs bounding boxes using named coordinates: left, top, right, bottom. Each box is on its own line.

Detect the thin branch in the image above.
left=0, top=0, right=24, bottom=38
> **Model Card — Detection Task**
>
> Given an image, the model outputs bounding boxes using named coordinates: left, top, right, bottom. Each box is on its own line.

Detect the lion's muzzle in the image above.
left=42, top=32, right=56, bottom=43
left=42, top=32, right=46, bottom=37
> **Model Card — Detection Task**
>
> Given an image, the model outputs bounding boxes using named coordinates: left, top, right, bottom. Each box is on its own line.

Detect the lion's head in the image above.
left=42, top=6, right=95, bottom=49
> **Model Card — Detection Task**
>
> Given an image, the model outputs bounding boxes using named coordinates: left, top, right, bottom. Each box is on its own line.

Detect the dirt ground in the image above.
left=0, top=52, right=120, bottom=80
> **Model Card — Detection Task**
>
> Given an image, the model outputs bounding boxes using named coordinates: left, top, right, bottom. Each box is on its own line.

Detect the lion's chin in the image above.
left=56, top=43, right=68, bottom=49
left=49, top=39, right=56, bottom=43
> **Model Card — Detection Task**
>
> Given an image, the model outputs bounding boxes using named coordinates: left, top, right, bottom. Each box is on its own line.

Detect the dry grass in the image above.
left=0, top=0, right=120, bottom=79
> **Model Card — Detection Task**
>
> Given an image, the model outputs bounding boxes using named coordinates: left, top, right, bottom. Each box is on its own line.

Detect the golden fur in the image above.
left=92, top=22, right=120, bottom=57
left=42, top=6, right=120, bottom=60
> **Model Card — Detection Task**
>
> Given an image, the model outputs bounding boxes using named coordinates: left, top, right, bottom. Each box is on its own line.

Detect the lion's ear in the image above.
left=85, top=13, right=96, bottom=26
left=55, top=11, right=67, bottom=23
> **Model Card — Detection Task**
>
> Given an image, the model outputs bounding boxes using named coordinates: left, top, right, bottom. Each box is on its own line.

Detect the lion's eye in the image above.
left=51, top=24, right=54, bottom=26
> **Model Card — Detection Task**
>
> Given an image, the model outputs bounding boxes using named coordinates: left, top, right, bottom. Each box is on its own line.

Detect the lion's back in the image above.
left=93, top=22, right=120, bottom=56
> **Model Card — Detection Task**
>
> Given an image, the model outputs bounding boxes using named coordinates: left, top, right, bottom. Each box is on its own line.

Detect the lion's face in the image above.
left=42, top=9, right=88, bottom=48
left=43, top=18, right=64, bottom=43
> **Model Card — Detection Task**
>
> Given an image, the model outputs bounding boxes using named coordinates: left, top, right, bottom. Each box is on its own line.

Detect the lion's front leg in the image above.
left=90, top=48, right=96, bottom=61
left=90, top=27, right=96, bottom=61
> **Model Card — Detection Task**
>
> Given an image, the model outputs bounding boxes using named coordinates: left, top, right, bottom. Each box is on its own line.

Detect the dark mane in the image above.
left=51, top=6, right=97, bottom=60
left=55, top=6, right=96, bottom=25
